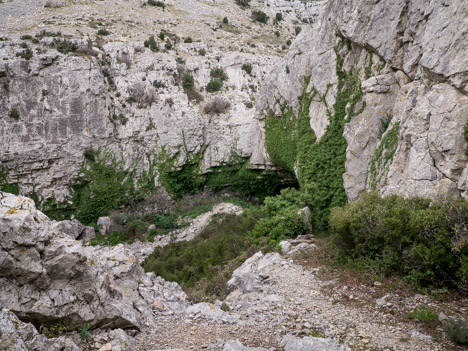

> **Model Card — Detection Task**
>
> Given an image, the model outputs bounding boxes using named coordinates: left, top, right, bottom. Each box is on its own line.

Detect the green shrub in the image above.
left=144, top=35, right=159, bottom=52
left=295, top=26, right=302, bottom=35
left=90, top=232, right=126, bottom=246
left=0, top=166, right=19, bottom=195
left=251, top=10, right=268, bottom=24
left=445, top=318, right=468, bottom=346
left=16, top=45, right=33, bottom=60
left=52, top=38, right=77, bottom=54
left=164, top=39, right=173, bottom=50
left=181, top=72, right=202, bottom=102
left=143, top=210, right=271, bottom=302
left=97, top=28, right=110, bottom=36
left=154, top=213, right=179, bottom=230
left=330, top=192, right=468, bottom=291
left=250, top=188, right=310, bottom=245
left=222, top=17, right=229, bottom=24
left=206, top=77, right=223, bottom=93
left=153, top=79, right=166, bottom=88
left=148, top=0, right=165, bottom=7
left=198, top=48, right=206, bottom=56
left=275, top=13, right=283, bottom=22
left=210, top=68, right=228, bottom=81
left=183, top=37, right=193, bottom=43
left=35, top=30, right=61, bottom=39
left=235, top=0, right=250, bottom=7
left=9, top=108, right=19, bottom=119
left=42, top=322, right=68, bottom=338
left=241, top=63, right=252, bottom=75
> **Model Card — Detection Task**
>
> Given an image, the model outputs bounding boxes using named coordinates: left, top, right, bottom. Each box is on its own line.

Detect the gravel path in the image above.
left=133, top=247, right=463, bottom=351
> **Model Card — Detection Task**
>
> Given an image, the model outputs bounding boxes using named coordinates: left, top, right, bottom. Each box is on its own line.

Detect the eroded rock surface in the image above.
left=0, top=191, right=144, bottom=330
left=257, top=0, right=468, bottom=200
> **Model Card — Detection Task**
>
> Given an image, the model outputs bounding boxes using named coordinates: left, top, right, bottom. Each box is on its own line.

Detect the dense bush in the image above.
left=210, top=68, right=228, bottom=81
left=147, top=0, right=165, bottom=7
left=9, top=108, right=19, bottom=119
left=144, top=35, right=159, bottom=52
left=97, top=28, right=110, bottom=36
left=250, top=188, right=310, bottom=245
left=235, top=0, right=250, bottom=7
left=241, top=63, right=252, bottom=75
left=206, top=77, right=224, bottom=93
left=142, top=211, right=271, bottom=301
left=181, top=72, right=202, bottom=102
left=330, top=192, right=468, bottom=291
left=52, top=38, right=77, bottom=54
left=251, top=10, right=268, bottom=24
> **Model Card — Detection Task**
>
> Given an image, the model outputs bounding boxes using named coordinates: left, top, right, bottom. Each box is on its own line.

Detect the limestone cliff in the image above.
left=257, top=0, right=468, bottom=201
left=0, top=0, right=316, bottom=205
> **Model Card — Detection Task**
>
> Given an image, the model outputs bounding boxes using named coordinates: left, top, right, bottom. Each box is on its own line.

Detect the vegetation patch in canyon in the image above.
left=0, top=167, right=19, bottom=195
left=329, top=192, right=468, bottom=293
left=265, top=37, right=366, bottom=231
left=157, top=146, right=294, bottom=199
left=143, top=209, right=273, bottom=302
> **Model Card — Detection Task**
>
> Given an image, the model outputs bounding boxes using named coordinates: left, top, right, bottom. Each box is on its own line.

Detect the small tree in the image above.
left=235, top=0, right=250, bottom=7
left=252, top=10, right=268, bottom=24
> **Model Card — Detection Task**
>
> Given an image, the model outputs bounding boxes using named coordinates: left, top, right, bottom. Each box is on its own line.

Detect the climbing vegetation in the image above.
left=265, top=37, right=366, bottom=230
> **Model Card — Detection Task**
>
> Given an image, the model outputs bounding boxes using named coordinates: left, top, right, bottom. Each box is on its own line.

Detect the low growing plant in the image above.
left=445, top=318, right=468, bottom=346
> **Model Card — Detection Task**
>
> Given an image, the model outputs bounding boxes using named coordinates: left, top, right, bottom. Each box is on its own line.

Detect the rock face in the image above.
left=0, top=40, right=277, bottom=201
left=257, top=0, right=468, bottom=201
left=0, top=191, right=146, bottom=330
left=0, top=310, right=81, bottom=351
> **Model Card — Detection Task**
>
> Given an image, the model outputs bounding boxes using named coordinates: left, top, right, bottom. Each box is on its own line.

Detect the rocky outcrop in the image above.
left=281, top=334, right=350, bottom=351
left=0, top=191, right=147, bottom=330
left=0, top=39, right=279, bottom=202
left=0, top=310, right=81, bottom=351
left=256, top=0, right=468, bottom=200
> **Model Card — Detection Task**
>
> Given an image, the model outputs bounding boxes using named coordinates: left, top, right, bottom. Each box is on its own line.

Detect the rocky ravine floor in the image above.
left=1, top=192, right=467, bottom=351
left=104, top=207, right=465, bottom=351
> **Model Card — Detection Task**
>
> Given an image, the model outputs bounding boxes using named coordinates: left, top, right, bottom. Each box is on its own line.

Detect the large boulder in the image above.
left=0, top=310, right=81, bottom=351
left=0, top=191, right=144, bottom=331
left=281, top=334, right=350, bottom=351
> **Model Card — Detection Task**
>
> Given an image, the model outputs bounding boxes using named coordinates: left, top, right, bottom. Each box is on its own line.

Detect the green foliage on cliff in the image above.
left=0, top=167, right=19, bottom=195
left=264, top=38, right=366, bottom=230
left=156, top=146, right=292, bottom=199
left=464, top=119, right=468, bottom=156
left=38, top=149, right=158, bottom=225
left=369, top=121, right=400, bottom=190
